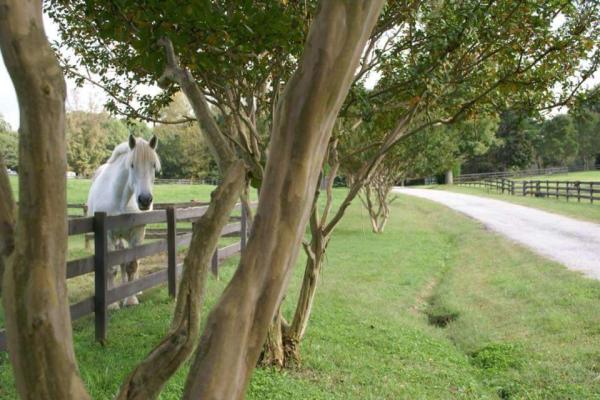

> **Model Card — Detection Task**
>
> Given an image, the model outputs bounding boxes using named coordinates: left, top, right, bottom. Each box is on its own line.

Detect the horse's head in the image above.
left=127, top=134, right=160, bottom=211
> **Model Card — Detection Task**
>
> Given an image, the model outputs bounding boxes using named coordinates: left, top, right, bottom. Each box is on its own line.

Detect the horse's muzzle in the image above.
left=138, top=194, right=153, bottom=211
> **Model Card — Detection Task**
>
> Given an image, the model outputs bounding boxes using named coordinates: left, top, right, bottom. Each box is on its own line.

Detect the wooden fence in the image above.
left=0, top=202, right=252, bottom=351
left=459, top=178, right=600, bottom=203
left=456, top=166, right=569, bottom=183
left=67, top=202, right=211, bottom=243
left=456, top=165, right=600, bottom=183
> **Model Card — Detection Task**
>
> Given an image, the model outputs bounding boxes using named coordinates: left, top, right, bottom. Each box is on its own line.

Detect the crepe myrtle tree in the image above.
left=47, top=0, right=317, bottom=184
left=347, top=117, right=499, bottom=234
left=0, top=1, right=385, bottom=400
left=261, top=0, right=600, bottom=367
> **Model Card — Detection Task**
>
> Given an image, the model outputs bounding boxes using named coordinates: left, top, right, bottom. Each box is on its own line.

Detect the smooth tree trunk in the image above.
left=445, top=169, right=454, bottom=185
left=116, top=161, right=246, bottom=400
left=182, top=2, right=384, bottom=398
left=0, top=1, right=90, bottom=398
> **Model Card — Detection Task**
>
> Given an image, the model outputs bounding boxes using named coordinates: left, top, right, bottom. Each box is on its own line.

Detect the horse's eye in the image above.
left=153, top=163, right=156, bottom=169
left=130, top=163, right=134, bottom=169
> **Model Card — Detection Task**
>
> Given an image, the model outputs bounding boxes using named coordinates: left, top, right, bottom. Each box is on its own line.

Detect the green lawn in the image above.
left=513, top=170, right=600, bottom=182
left=2, top=183, right=600, bottom=399
left=440, top=184, right=600, bottom=224
left=8, top=175, right=219, bottom=204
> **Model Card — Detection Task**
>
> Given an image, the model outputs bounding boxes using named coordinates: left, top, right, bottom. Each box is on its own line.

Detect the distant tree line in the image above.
left=1, top=94, right=216, bottom=179
left=463, top=87, right=600, bottom=173
left=0, top=116, right=17, bottom=171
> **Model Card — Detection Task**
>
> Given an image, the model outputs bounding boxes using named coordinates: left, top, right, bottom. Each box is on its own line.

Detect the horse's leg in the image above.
left=107, top=234, right=121, bottom=310
left=123, top=227, right=144, bottom=306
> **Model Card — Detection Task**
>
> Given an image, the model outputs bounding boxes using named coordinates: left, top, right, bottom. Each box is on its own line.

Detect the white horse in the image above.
left=87, top=134, right=160, bottom=307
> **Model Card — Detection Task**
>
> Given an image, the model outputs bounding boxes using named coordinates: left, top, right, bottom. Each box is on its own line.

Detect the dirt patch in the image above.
left=410, top=278, right=438, bottom=315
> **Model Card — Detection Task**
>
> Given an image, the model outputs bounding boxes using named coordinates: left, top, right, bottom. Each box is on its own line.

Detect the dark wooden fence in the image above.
left=0, top=202, right=252, bottom=351
left=456, top=166, right=569, bottom=183
left=459, top=178, right=600, bottom=203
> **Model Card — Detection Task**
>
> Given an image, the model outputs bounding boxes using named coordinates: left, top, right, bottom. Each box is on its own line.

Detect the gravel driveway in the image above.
left=393, top=187, right=600, bottom=280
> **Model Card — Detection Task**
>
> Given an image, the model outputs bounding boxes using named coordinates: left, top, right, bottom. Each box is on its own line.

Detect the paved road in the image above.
left=393, top=187, right=600, bottom=280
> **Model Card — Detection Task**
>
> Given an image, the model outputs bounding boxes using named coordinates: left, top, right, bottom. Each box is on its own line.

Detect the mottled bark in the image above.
left=260, top=304, right=286, bottom=368
left=116, top=161, right=246, bottom=400
left=0, top=0, right=90, bottom=398
left=182, top=2, right=384, bottom=398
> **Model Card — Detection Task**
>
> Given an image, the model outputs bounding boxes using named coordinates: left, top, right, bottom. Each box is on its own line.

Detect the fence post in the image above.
left=240, top=204, right=248, bottom=251
left=591, top=182, right=594, bottom=204
left=576, top=181, right=581, bottom=202
left=511, top=180, right=515, bottom=195
left=536, top=181, right=540, bottom=197
left=556, top=181, right=559, bottom=200
left=93, top=212, right=108, bottom=344
left=166, top=207, right=177, bottom=298
left=523, top=181, right=527, bottom=196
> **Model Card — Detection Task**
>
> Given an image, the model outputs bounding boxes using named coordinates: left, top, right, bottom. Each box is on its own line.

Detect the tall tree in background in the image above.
left=463, top=111, right=539, bottom=172
left=535, top=114, right=579, bottom=167
left=571, top=85, right=600, bottom=168
left=153, top=94, right=213, bottom=180
left=65, top=111, right=129, bottom=176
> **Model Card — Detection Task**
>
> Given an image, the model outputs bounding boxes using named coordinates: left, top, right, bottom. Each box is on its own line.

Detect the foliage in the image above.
left=153, top=94, right=213, bottom=179
left=46, top=0, right=314, bottom=174
left=360, top=1, right=600, bottom=130
left=497, top=112, right=538, bottom=169
left=534, top=114, right=579, bottom=167
left=570, top=85, right=600, bottom=168
left=65, top=111, right=129, bottom=176
left=0, top=116, right=17, bottom=171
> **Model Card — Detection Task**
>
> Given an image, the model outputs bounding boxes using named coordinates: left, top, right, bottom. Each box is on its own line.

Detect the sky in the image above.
left=1, top=13, right=599, bottom=131
left=0, top=15, right=107, bottom=130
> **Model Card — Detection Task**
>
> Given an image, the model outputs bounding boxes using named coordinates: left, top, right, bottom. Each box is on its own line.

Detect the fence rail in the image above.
left=456, top=166, right=570, bottom=183
left=456, top=165, right=600, bottom=183
left=0, top=202, right=254, bottom=350
left=459, top=178, right=600, bottom=203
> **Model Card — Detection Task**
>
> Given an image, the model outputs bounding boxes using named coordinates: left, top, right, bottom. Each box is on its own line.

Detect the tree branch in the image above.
left=157, top=36, right=236, bottom=171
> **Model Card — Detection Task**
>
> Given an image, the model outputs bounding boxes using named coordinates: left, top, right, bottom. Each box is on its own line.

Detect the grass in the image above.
left=512, top=170, right=600, bottom=182
left=439, top=184, right=600, bottom=224
left=2, top=180, right=600, bottom=398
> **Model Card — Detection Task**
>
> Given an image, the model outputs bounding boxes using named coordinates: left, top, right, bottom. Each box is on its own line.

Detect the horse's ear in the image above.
left=149, top=135, right=158, bottom=150
left=129, top=134, right=136, bottom=149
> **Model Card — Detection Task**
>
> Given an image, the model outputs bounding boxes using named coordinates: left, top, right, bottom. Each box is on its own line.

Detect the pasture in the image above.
left=1, top=180, right=600, bottom=399
left=513, top=170, right=600, bottom=182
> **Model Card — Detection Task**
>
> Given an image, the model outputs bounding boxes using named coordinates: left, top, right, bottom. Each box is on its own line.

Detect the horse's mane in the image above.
left=92, top=139, right=161, bottom=184
left=106, top=142, right=131, bottom=164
